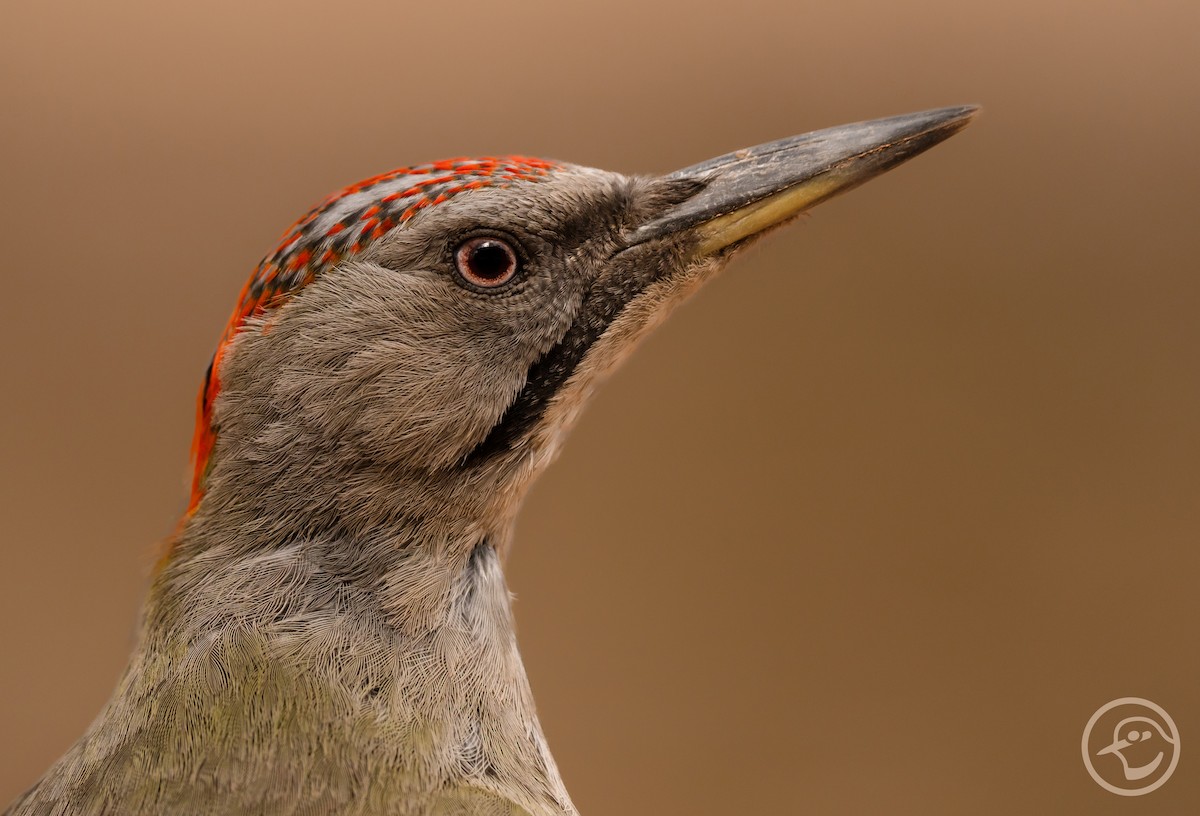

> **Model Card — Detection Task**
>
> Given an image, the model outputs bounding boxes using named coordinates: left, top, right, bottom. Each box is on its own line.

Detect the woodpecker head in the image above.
left=185, top=107, right=976, bottom=546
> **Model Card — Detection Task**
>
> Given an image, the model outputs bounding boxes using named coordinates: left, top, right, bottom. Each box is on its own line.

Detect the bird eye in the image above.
left=455, top=236, right=519, bottom=289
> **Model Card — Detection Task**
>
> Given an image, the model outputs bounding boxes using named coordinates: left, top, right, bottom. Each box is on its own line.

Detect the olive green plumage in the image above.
left=6, top=107, right=975, bottom=816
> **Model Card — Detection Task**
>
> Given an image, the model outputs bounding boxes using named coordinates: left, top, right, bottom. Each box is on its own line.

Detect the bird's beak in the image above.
left=627, top=105, right=979, bottom=256
left=1096, top=738, right=1131, bottom=757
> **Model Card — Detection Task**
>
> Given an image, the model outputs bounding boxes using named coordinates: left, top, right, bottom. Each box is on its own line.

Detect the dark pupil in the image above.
left=469, top=242, right=512, bottom=280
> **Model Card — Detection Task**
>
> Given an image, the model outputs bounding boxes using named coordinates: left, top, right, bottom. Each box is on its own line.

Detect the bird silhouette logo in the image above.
left=1082, top=698, right=1180, bottom=796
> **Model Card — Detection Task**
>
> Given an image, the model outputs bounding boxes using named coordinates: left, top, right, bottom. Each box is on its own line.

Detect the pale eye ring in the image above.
left=454, top=237, right=519, bottom=288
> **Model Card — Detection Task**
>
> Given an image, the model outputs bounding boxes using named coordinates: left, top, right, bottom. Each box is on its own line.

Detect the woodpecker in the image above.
left=6, top=107, right=976, bottom=816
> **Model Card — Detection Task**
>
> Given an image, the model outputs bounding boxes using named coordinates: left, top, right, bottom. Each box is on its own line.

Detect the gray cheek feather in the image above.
left=200, top=262, right=571, bottom=527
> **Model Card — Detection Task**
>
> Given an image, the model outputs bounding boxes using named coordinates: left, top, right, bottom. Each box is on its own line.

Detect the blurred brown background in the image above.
left=2, top=0, right=1197, bottom=813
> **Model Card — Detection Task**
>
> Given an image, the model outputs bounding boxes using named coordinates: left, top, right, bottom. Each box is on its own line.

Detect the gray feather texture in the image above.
left=7, top=168, right=724, bottom=816
left=6, top=106, right=976, bottom=816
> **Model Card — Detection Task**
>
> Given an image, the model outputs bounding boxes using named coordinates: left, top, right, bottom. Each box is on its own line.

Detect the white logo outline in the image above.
left=1082, top=697, right=1180, bottom=796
